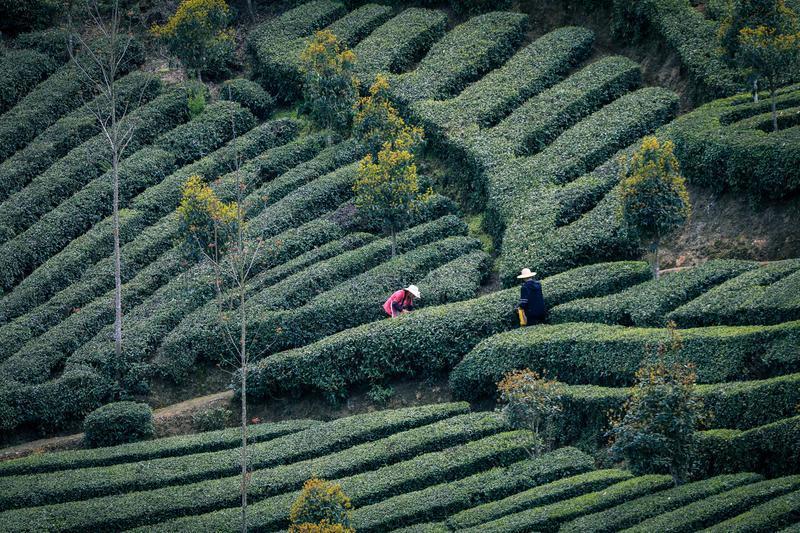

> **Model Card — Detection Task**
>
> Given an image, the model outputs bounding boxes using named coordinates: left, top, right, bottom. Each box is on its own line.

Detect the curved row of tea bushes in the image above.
left=260, top=3, right=393, bottom=100
left=624, top=475, right=800, bottom=532
left=695, top=415, right=800, bottom=479
left=244, top=261, right=651, bottom=400
left=137, top=431, right=540, bottom=533
left=352, top=8, right=448, bottom=83
left=0, top=49, right=58, bottom=114
left=549, top=259, right=759, bottom=326
left=0, top=71, right=161, bottom=202
left=462, top=475, right=674, bottom=532
left=418, top=250, right=491, bottom=305
left=389, top=11, right=529, bottom=108
left=614, top=0, right=741, bottom=99
left=411, top=26, right=596, bottom=135
left=549, top=373, right=800, bottom=449
left=559, top=473, right=763, bottom=533
left=0, top=37, right=144, bottom=162
left=665, top=83, right=800, bottom=199
left=0, top=89, right=188, bottom=246
left=350, top=450, right=602, bottom=532
left=157, top=216, right=466, bottom=376
left=218, top=78, right=275, bottom=119
left=166, top=233, right=479, bottom=377
left=249, top=0, right=346, bottom=98
left=0, top=100, right=253, bottom=293
left=0, top=403, right=470, bottom=509
left=0, top=120, right=300, bottom=343
left=10, top=28, right=72, bottom=61
left=442, top=57, right=641, bottom=211
left=450, top=320, right=800, bottom=396
left=667, top=259, right=800, bottom=327
left=0, top=413, right=521, bottom=531
left=0, top=419, right=317, bottom=477
left=485, top=86, right=678, bottom=244
left=704, top=488, right=800, bottom=532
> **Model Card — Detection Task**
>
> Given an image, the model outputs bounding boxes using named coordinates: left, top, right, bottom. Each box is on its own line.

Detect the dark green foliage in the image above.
left=665, top=83, right=800, bottom=198
left=352, top=8, right=448, bottom=83
left=0, top=71, right=161, bottom=202
left=418, top=250, right=491, bottom=305
left=695, top=416, right=800, bottom=478
left=450, top=320, right=800, bottom=396
left=12, top=28, right=71, bottom=61
left=0, top=419, right=318, bottom=477
left=549, top=259, right=758, bottom=326
left=412, top=26, right=595, bottom=138
left=624, top=475, right=800, bottom=531
left=704, top=488, right=800, bottom=532
left=0, top=1, right=59, bottom=33
left=83, top=401, right=154, bottom=448
left=667, top=259, right=800, bottom=326
left=461, top=475, right=674, bottom=532
left=450, top=0, right=512, bottom=16
left=243, top=261, right=651, bottom=400
left=560, top=473, right=763, bottom=532
left=219, top=78, right=275, bottom=119
left=0, top=36, right=144, bottom=161
left=350, top=448, right=598, bottom=532
left=0, top=49, right=58, bottom=114
left=389, top=12, right=529, bottom=108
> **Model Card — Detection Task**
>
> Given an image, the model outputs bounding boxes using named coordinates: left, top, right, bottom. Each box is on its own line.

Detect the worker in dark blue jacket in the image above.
left=516, top=268, right=545, bottom=326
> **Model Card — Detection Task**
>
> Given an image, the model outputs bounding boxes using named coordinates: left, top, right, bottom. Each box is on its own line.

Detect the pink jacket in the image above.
left=383, top=289, right=413, bottom=318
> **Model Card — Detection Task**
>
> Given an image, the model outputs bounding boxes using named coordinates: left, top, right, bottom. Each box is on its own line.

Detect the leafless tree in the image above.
left=68, top=0, right=148, bottom=371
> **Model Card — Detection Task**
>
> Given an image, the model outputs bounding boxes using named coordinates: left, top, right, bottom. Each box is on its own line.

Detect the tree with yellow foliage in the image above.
left=299, top=30, right=358, bottom=134
left=618, top=136, right=690, bottom=279
left=289, top=479, right=354, bottom=533
left=353, top=74, right=408, bottom=155
left=151, top=0, right=232, bottom=81
left=354, top=125, right=430, bottom=258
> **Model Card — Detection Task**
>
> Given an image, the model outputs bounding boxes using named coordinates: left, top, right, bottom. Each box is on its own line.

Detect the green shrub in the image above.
left=417, top=250, right=491, bottom=305
left=0, top=49, right=58, bottom=114
left=667, top=259, right=800, bottom=327
left=389, top=12, right=529, bottom=108
left=0, top=409, right=510, bottom=528
left=450, top=320, right=800, bottom=396
left=219, top=78, right=275, bottom=119
left=11, top=28, right=71, bottom=60
left=0, top=89, right=188, bottom=248
left=0, top=418, right=317, bottom=477
left=560, top=472, right=763, bottom=532
left=244, top=261, right=651, bottom=400
left=352, top=8, right=448, bottom=83
left=0, top=36, right=144, bottom=161
left=462, top=475, right=674, bottom=532
left=0, top=71, right=161, bottom=202
left=450, top=0, right=512, bottom=15
left=549, top=259, right=758, bottom=326
left=138, top=430, right=540, bottom=532
left=665, top=83, right=800, bottom=198
left=694, top=416, right=800, bottom=479
left=625, top=475, right=800, bottom=532
left=703, top=488, right=800, bottom=532
left=83, top=401, right=154, bottom=448
left=412, top=26, right=595, bottom=136
left=350, top=448, right=598, bottom=532
left=249, top=0, right=347, bottom=99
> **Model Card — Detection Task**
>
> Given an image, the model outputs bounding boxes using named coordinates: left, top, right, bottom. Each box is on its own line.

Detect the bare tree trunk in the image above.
left=113, top=150, right=123, bottom=362
left=246, top=0, right=255, bottom=22
left=753, top=78, right=759, bottom=103
left=771, top=84, right=778, bottom=132
left=651, top=239, right=660, bottom=280
left=239, top=272, right=248, bottom=532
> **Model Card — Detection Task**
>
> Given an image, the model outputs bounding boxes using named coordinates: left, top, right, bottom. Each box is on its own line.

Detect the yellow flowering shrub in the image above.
left=288, top=478, right=353, bottom=532
left=177, top=175, right=237, bottom=258
left=352, top=74, right=408, bottom=155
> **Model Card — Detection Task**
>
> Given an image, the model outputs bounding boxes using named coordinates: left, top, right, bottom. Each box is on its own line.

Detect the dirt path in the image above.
left=0, top=390, right=234, bottom=462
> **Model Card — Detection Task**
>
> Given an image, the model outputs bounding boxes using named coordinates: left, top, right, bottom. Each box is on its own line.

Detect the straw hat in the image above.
left=517, top=268, right=537, bottom=279
left=405, top=285, right=421, bottom=298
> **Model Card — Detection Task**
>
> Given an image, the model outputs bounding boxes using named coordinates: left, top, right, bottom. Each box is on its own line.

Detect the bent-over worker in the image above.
left=517, top=268, right=545, bottom=326
left=383, top=284, right=421, bottom=318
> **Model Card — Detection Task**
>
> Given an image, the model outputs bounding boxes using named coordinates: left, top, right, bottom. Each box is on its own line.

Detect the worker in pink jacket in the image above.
left=383, top=285, right=421, bottom=318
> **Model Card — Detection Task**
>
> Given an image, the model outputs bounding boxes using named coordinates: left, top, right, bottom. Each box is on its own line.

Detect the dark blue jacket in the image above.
left=519, top=279, right=545, bottom=319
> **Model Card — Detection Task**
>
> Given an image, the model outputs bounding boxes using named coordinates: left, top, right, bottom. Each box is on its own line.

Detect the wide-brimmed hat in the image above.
left=517, top=268, right=537, bottom=279
left=405, top=285, right=421, bottom=298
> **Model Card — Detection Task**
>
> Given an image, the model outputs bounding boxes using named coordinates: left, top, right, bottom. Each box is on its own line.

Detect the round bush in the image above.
left=220, top=78, right=275, bottom=119
left=83, top=401, right=155, bottom=448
